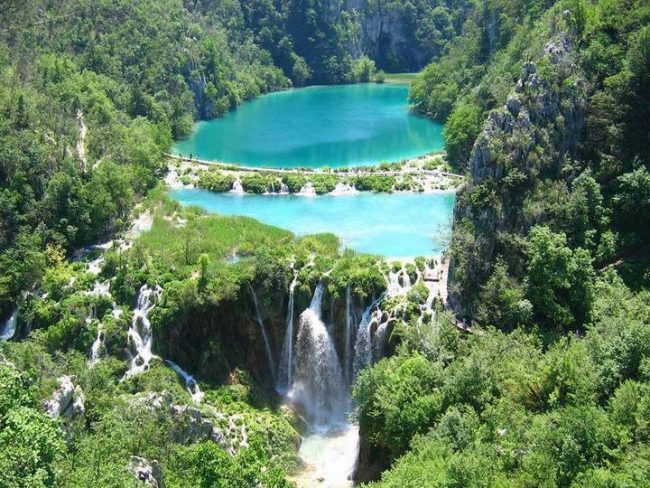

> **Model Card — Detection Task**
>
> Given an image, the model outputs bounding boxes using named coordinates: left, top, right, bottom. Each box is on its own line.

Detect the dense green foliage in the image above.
left=355, top=273, right=650, bottom=486
left=408, top=0, right=650, bottom=327
left=0, top=0, right=468, bottom=320
left=0, top=365, right=65, bottom=486
left=2, top=1, right=650, bottom=487
left=351, top=0, right=650, bottom=484
left=0, top=0, right=290, bottom=319
left=1, top=193, right=385, bottom=486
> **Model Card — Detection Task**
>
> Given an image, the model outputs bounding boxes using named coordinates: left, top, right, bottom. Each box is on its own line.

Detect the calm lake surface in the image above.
left=172, top=84, right=444, bottom=169
left=170, top=189, right=455, bottom=257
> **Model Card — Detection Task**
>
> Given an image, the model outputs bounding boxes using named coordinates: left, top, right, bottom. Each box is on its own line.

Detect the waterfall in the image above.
left=353, top=296, right=384, bottom=378
left=297, top=182, right=316, bottom=197
left=166, top=360, right=204, bottom=403
left=0, top=309, right=18, bottom=341
left=291, top=283, right=346, bottom=427
left=330, top=182, right=359, bottom=196
left=88, top=325, right=103, bottom=366
left=277, top=272, right=298, bottom=394
left=231, top=177, right=244, bottom=194
left=249, top=284, right=276, bottom=383
left=373, top=317, right=391, bottom=361
left=343, top=285, right=354, bottom=385
left=402, top=266, right=412, bottom=288
left=124, top=284, right=162, bottom=378
left=353, top=306, right=374, bottom=377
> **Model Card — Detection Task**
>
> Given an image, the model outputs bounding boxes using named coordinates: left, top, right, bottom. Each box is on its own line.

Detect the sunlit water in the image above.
left=172, top=84, right=444, bottom=168
left=170, top=189, right=455, bottom=258
left=289, top=425, right=360, bottom=488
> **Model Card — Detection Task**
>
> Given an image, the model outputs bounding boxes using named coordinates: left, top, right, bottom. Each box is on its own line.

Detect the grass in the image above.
left=136, top=190, right=342, bottom=278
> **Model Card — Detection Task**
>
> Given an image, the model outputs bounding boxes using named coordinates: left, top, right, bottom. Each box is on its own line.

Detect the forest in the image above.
left=1, top=0, right=649, bottom=487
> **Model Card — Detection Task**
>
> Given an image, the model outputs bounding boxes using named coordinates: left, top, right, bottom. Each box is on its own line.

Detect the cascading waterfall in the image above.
left=249, top=284, right=277, bottom=383
left=0, top=309, right=18, bottom=341
left=353, top=305, right=376, bottom=378
left=297, top=182, right=316, bottom=197
left=124, top=284, right=162, bottom=378
left=166, top=360, right=204, bottom=403
left=277, top=271, right=299, bottom=394
left=231, top=177, right=244, bottom=194
left=88, top=326, right=103, bottom=366
left=343, top=285, right=354, bottom=385
left=290, top=283, right=346, bottom=427
left=373, top=316, right=392, bottom=361
left=402, top=266, right=412, bottom=288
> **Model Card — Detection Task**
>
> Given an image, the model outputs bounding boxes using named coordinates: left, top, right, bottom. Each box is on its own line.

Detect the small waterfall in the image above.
left=353, top=296, right=385, bottom=378
left=291, top=283, right=346, bottom=427
left=166, top=360, right=204, bottom=403
left=249, top=284, right=276, bottom=383
left=297, top=182, right=316, bottom=197
left=0, top=309, right=18, bottom=341
left=231, top=177, right=244, bottom=194
left=88, top=325, right=103, bottom=366
left=279, top=182, right=289, bottom=195
left=124, top=284, right=162, bottom=378
left=402, top=266, right=412, bottom=288
left=353, top=306, right=374, bottom=377
left=330, top=182, right=359, bottom=196
left=277, top=272, right=298, bottom=394
left=373, top=317, right=391, bottom=361
left=343, top=285, right=354, bottom=385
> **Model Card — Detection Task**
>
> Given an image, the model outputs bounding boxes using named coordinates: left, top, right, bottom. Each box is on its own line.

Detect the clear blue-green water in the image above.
left=172, top=84, right=444, bottom=169
left=170, top=189, right=455, bottom=257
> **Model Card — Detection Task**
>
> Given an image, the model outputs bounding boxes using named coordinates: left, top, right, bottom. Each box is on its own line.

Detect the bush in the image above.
left=197, top=171, right=235, bottom=192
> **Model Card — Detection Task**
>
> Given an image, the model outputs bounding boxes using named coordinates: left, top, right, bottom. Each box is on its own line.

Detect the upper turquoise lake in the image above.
left=172, top=84, right=444, bottom=169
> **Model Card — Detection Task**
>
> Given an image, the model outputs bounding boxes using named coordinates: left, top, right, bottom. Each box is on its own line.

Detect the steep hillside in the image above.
left=408, top=0, right=649, bottom=326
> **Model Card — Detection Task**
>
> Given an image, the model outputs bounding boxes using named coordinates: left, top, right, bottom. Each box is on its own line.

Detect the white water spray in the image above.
left=343, top=285, right=354, bottom=386
left=291, top=283, right=346, bottom=428
left=166, top=360, right=204, bottom=403
left=88, top=325, right=103, bottom=366
left=0, top=310, right=18, bottom=341
left=231, top=177, right=245, bottom=194
left=124, top=284, right=162, bottom=378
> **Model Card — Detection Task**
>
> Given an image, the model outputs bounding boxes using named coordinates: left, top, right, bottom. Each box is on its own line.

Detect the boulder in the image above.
left=128, top=456, right=162, bottom=488
left=43, top=376, right=84, bottom=418
left=170, top=404, right=213, bottom=443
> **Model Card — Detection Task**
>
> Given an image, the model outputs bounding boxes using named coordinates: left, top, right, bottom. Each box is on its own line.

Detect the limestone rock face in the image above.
left=129, top=390, right=249, bottom=455
left=170, top=404, right=214, bottom=444
left=43, top=376, right=85, bottom=418
left=447, top=34, right=587, bottom=318
left=128, top=456, right=162, bottom=488
left=188, top=70, right=213, bottom=120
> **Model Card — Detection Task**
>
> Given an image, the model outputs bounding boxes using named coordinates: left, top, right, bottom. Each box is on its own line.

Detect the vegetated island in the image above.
left=166, top=153, right=464, bottom=195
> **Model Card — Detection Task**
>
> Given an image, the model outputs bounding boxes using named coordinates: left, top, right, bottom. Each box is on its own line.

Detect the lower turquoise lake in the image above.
left=170, top=189, right=455, bottom=257
left=172, top=84, right=444, bottom=169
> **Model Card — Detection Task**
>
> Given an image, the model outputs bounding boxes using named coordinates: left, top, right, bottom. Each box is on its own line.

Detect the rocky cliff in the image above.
left=448, top=34, right=587, bottom=318
left=152, top=277, right=383, bottom=388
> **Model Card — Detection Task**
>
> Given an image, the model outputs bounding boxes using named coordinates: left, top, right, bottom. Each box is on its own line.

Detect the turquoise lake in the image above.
left=170, top=189, right=455, bottom=257
left=172, top=84, right=444, bottom=169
